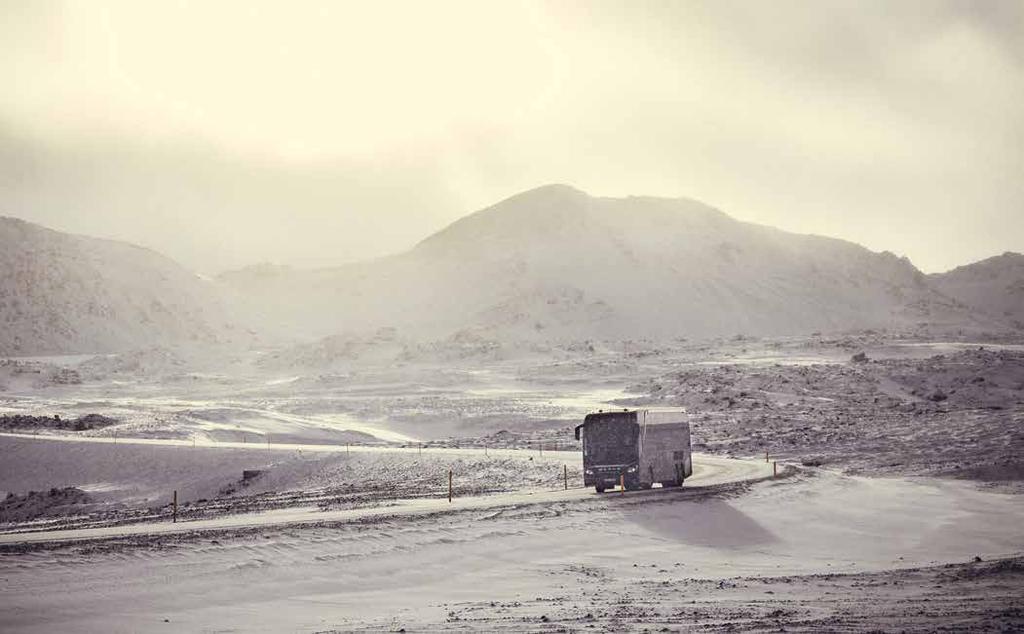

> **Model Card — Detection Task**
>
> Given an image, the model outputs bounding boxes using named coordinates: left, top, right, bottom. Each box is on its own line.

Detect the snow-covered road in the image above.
left=2, top=457, right=1022, bottom=634
left=0, top=446, right=771, bottom=545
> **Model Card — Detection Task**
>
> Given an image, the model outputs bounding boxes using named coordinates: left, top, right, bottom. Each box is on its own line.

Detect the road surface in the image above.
left=0, top=437, right=772, bottom=545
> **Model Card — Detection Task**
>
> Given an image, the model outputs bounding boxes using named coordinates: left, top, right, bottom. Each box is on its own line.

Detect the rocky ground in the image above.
left=3, top=336, right=1023, bottom=528
left=0, top=413, right=117, bottom=432
left=0, top=487, right=97, bottom=524
left=628, top=347, right=1024, bottom=485
left=381, top=556, right=1024, bottom=633
left=1, top=333, right=1022, bottom=632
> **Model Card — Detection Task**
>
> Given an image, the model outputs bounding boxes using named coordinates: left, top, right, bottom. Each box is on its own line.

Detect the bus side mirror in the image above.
left=574, top=424, right=583, bottom=441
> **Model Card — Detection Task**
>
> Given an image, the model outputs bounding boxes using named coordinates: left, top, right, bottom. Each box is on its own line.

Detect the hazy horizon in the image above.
left=3, top=0, right=1022, bottom=275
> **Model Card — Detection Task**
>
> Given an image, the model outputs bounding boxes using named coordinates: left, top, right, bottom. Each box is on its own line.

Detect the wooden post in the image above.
left=765, top=450, right=769, bottom=463
left=620, top=474, right=625, bottom=495
left=448, top=469, right=453, bottom=503
left=172, top=490, right=178, bottom=523
left=564, top=464, right=568, bottom=490
left=773, top=461, right=778, bottom=477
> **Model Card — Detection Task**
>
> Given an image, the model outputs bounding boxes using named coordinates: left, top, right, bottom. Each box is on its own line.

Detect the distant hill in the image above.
left=929, top=252, right=1024, bottom=327
left=0, top=217, right=239, bottom=355
left=6, top=186, right=1010, bottom=357
left=219, top=184, right=982, bottom=342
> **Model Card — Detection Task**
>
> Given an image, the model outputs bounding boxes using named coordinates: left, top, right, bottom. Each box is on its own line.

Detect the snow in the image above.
left=0, top=187, right=1022, bottom=630
left=1, top=461, right=1021, bottom=632
left=0, top=333, right=1021, bottom=631
left=0, top=450, right=766, bottom=544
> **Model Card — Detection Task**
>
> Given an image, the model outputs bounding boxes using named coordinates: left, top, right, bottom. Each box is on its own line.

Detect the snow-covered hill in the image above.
left=929, top=252, right=1024, bottom=326
left=6, top=186, right=1008, bottom=357
left=221, top=184, right=981, bottom=342
left=0, top=217, right=238, bottom=355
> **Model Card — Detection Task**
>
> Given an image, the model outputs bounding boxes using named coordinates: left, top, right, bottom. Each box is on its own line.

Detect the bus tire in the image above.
left=595, top=486, right=605, bottom=493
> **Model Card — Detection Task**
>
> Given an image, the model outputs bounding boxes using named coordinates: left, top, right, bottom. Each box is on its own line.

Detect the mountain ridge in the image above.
left=2, top=186, right=1018, bottom=355
left=929, top=251, right=1024, bottom=326
left=0, top=216, right=240, bottom=355
left=216, top=185, right=999, bottom=342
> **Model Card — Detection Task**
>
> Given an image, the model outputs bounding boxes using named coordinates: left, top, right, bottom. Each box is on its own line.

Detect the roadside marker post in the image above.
left=773, top=461, right=778, bottom=478
left=564, top=464, right=568, bottom=490
left=448, top=469, right=453, bottom=503
left=172, top=490, right=178, bottom=523
left=765, top=451, right=769, bottom=463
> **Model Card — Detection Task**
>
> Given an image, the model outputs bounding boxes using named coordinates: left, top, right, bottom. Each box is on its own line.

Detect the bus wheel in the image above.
left=595, top=486, right=605, bottom=493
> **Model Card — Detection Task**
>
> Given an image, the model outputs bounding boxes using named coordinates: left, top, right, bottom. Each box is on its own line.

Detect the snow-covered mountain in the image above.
left=220, top=184, right=980, bottom=342
left=0, top=217, right=238, bottom=355
left=6, top=186, right=1009, bottom=356
left=929, top=252, right=1024, bottom=326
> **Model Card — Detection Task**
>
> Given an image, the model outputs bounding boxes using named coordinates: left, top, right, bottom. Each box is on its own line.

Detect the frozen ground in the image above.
left=0, top=448, right=771, bottom=545
left=0, top=350, right=634, bottom=445
left=0, top=332, right=1022, bottom=631
left=629, top=344, right=1024, bottom=485
left=0, top=435, right=594, bottom=532
left=1, top=465, right=1021, bottom=632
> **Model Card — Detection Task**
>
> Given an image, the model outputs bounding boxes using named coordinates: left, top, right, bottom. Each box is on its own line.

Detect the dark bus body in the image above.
left=574, top=409, right=692, bottom=493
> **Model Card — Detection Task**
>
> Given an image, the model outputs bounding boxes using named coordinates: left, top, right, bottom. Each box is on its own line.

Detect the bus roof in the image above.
left=585, top=409, right=686, bottom=425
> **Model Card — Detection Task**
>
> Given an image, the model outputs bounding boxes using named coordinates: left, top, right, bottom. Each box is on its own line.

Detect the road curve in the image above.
left=0, top=448, right=773, bottom=546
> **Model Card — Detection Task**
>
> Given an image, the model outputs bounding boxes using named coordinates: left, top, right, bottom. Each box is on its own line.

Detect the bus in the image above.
left=574, top=409, right=692, bottom=493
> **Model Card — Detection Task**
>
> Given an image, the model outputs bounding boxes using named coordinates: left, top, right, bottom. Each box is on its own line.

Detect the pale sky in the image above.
left=2, top=0, right=1021, bottom=274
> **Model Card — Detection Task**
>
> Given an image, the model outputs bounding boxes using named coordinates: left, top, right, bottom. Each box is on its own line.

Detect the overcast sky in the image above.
left=2, top=0, right=1021, bottom=274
